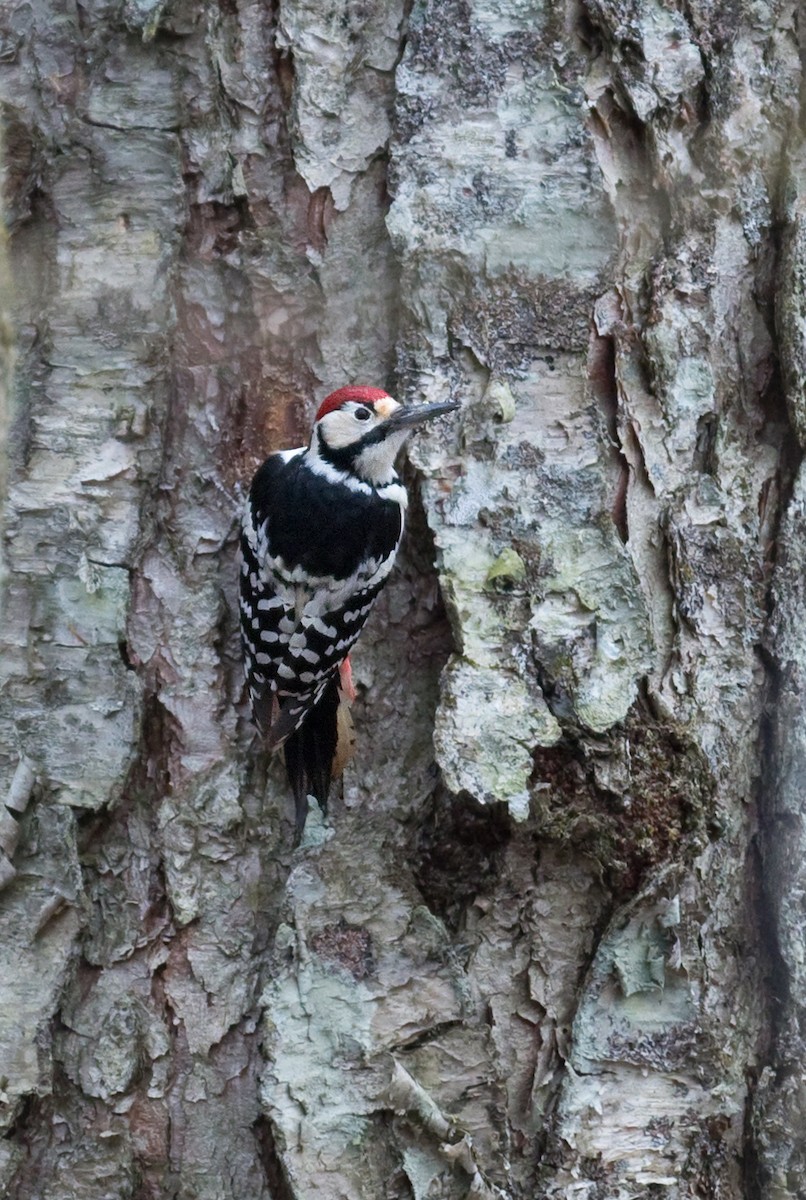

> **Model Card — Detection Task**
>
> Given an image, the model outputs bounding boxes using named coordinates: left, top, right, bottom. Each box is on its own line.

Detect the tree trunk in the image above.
left=0, top=0, right=803, bottom=1196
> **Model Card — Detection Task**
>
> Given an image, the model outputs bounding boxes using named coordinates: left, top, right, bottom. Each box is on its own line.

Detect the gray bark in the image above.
left=0, top=0, right=803, bottom=1196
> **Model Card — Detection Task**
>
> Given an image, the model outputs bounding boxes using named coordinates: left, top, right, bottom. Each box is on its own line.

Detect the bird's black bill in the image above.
left=384, top=400, right=460, bottom=431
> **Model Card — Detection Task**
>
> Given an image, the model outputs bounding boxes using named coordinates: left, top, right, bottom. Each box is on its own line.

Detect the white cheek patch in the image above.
left=352, top=430, right=410, bottom=486
left=318, top=408, right=370, bottom=450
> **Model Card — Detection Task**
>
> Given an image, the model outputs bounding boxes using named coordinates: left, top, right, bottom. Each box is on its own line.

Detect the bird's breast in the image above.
left=263, top=456, right=404, bottom=583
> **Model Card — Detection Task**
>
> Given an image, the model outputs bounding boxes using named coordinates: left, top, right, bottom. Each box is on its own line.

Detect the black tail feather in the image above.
left=282, top=677, right=341, bottom=842
left=282, top=724, right=309, bottom=841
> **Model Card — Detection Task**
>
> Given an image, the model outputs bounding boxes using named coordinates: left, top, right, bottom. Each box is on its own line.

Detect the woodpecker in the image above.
left=240, top=385, right=458, bottom=838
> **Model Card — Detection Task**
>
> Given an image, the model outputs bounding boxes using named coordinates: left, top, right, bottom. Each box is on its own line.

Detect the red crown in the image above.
left=315, top=385, right=391, bottom=421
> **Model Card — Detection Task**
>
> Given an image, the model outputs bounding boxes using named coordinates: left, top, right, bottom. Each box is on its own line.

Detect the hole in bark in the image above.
left=411, top=790, right=511, bottom=931
left=741, top=1071, right=770, bottom=1199
left=694, top=412, right=718, bottom=475
left=2, top=113, right=51, bottom=230
left=276, top=51, right=295, bottom=109
left=253, top=1114, right=296, bottom=1200
left=575, top=9, right=605, bottom=55
left=118, top=639, right=135, bottom=670
left=306, top=185, right=334, bottom=251
left=183, top=198, right=254, bottom=259
left=1, top=1090, right=37, bottom=1143
left=588, top=318, right=630, bottom=543
left=530, top=706, right=717, bottom=896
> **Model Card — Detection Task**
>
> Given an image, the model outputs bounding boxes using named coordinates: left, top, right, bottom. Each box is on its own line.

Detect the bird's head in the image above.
left=311, top=385, right=459, bottom=486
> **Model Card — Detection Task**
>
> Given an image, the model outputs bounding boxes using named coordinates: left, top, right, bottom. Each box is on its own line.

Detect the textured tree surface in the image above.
left=0, top=0, right=804, bottom=1196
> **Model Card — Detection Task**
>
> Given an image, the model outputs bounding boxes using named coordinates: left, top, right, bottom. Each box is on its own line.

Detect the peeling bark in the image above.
left=0, top=0, right=804, bottom=1197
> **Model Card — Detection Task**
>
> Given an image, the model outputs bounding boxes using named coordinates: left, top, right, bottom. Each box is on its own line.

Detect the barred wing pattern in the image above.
left=239, top=536, right=393, bottom=747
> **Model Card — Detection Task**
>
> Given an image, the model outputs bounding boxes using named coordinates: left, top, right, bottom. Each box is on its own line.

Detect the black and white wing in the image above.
left=239, top=469, right=297, bottom=736
left=239, top=449, right=403, bottom=747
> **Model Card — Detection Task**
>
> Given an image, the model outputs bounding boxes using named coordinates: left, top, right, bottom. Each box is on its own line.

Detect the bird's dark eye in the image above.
left=354, top=407, right=372, bottom=421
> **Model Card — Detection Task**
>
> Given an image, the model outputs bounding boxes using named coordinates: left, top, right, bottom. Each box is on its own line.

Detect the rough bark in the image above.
left=0, top=0, right=803, bottom=1197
